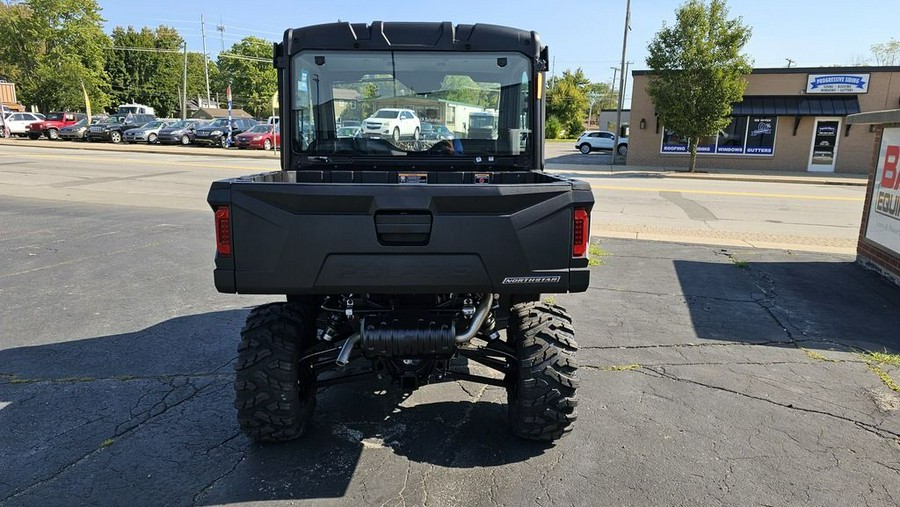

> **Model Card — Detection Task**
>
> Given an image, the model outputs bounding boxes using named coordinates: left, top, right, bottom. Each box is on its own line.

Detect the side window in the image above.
left=12, top=114, right=24, bottom=121
left=65, top=114, right=74, bottom=121
left=589, top=133, right=600, bottom=138
left=600, top=132, right=614, bottom=139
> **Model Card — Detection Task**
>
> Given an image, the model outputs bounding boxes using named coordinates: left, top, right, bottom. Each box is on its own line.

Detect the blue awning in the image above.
left=732, top=95, right=861, bottom=116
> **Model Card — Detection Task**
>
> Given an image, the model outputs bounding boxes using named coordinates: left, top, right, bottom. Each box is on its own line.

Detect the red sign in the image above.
left=881, top=144, right=899, bottom=190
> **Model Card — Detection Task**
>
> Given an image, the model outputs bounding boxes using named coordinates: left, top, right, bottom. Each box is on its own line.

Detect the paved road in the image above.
left=0, top=144, right=866, bottom=254
left=1, top=191, right=898, bottom=506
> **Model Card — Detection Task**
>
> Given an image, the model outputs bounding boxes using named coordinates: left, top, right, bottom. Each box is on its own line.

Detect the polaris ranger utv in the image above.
left=207, top=21, right=594, bottom=442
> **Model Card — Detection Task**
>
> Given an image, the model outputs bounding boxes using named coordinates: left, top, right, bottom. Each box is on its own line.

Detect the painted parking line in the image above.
left=590, top=184, right=864, bottom=202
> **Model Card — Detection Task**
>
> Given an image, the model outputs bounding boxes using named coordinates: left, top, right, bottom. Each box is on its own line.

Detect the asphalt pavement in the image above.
left=0, top=137, right=870, bottom=187
left=0, top=195, right=898, bottom=506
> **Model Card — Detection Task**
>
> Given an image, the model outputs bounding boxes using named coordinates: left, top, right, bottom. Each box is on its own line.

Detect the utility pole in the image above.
left=613, top=0, right=631, bottom=163
left=201, top=14, right=211, bottom=105
left=182, top=41, right=188, bottom=120
left=609, top=66, right=620, bottom=117
left=587, top=92, right=599, bottom=128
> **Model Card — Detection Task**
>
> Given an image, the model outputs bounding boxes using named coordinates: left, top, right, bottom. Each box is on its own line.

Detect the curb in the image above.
left=545, top=165, right=869, bottom=187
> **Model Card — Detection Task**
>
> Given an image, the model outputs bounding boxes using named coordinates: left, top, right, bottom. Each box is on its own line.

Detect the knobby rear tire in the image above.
left=235, top=302, right=318, bottom=442
left=507, top=301, right=578, bottom=441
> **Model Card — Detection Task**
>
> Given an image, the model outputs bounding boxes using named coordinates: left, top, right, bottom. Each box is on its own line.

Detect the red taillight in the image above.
left=215, top=206, right=231, bottom=256
left=573, top=208, right=589, bottom=257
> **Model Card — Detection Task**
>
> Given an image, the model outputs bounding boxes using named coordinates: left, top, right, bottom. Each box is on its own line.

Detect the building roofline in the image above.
left=632, top=65, right=900, bottom=76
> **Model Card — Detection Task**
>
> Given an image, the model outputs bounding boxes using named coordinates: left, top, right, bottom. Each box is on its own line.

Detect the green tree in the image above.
left=217, top=36, right=277, bottom=117
left=0, top=0, right=111, bottom=113
left=646, top=0, right=752, bottom=172
left=871, top=38, right=900, bottom=66
left=185, top=52, right=219, bottom=108
left=435, top=75, right=498, bottom=108
left=105, top=25, right=183, bottom=117
left=546, top=69, right=589, bottom=137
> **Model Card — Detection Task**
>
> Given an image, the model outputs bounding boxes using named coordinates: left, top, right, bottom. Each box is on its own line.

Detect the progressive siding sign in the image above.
left=865, top=127, right=900, bottom=254
left=806, top=74, right=869, bottom=94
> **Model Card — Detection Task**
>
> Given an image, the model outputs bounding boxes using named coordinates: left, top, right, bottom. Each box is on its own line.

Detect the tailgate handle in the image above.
left=375, top=211, right=432, bottom=246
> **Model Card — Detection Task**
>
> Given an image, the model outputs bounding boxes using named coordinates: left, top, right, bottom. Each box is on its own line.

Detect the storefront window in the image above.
left=697, top=134, right=717, bottom=154
left=660, top=116, right=775, bottom=156
left=745, top=117, right=777, bottom=155
left=716, top=117, right=748, bottom=154
left=661, top=129, right=688, bottom=153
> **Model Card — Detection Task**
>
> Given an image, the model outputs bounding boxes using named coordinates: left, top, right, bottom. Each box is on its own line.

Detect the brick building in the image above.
left=628, top=66, right=900, bottom=173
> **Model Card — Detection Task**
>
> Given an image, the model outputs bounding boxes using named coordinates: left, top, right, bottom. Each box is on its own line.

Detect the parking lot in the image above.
left=0, top=144, right=897, bottom=506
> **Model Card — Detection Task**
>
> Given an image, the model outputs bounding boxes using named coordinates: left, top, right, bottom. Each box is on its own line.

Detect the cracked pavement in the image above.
left=1, top=197, right=899, bottom=506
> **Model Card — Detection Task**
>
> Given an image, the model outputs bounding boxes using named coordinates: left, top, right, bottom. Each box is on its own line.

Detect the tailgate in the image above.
left=209, top=173, right=593, bottom=294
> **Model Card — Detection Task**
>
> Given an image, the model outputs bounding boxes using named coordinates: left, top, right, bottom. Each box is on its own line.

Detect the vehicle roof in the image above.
left=281, top=22, right=543, bottom=59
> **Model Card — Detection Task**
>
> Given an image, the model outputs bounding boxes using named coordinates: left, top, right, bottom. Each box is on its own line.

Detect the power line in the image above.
left=217, top=53, right=270, bottom=63
left=106, top=46, right=183, bottom=54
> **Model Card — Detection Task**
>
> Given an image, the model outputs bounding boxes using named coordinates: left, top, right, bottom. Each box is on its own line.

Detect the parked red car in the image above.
left=27, top=111, right=87, bottom=140
left=234, top=124, right=280, bottom=150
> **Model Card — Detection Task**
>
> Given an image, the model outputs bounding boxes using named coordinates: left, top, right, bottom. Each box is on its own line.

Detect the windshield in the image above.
left=247, top=125, right=271, bottom=133
left=206, top=119, right=230, bottom=128
left=291, top=51, right=533, bottom=158
left=142, top=121, right=165, bottom=129
left=70, top=119, right=88, bottom=128
left=167, top=121, right=188, bottom=129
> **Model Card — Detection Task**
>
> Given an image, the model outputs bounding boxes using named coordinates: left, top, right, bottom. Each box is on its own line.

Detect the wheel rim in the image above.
left=618, top=145, right=627, bottom=155
left=393, top=128, right=400, bottom=142
left=220, top=137, right=227, bottom=148
left=580, top=144, right=590, bottom=154
left=181, top=135, right=190, bottom=145
left=264, top=139, right=272, bottom=150
left=148, top=134, right=157, bottom=144
left=48, top=129, right=58, bottom=140
left=413, top=128, right=419, bottom=141
left=111, top=132, right=121, bottom=143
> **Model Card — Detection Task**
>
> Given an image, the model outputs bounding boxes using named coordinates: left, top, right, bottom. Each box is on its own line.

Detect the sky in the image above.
left=97, top=0, right=899, bottom=106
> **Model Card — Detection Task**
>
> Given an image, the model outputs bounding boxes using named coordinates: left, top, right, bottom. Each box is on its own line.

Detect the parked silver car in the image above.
left=123, top=120, right=170, bottom=144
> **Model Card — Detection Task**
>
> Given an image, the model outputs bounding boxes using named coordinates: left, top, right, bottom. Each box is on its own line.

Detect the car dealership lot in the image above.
left=0, top=145, right=897, bottom=506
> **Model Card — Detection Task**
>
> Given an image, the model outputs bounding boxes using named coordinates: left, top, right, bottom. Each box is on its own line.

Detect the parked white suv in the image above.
left=363, top=108, right=421, bottom=142
left=576, top=130, right=628, bottom=155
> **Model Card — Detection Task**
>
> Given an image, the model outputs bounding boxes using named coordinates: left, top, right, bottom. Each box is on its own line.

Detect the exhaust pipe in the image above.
left=334, top=294, right=494, bottom=366
left=455, top=293, right=493, bottom=344
left=335, top=332, right=360, bottom=367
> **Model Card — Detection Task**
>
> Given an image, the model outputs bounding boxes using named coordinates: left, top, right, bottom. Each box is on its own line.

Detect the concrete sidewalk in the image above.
left=0, top=136, right=869, bottom=186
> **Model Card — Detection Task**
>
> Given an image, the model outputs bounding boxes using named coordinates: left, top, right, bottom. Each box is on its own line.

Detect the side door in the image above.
left=598, top=132, right=615, bottom=150
left=399, top=111, right=414, bottom=136
left=8, top=113, right=29, bottom=132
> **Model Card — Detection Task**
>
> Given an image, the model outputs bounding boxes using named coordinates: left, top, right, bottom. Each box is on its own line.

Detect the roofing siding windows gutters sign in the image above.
left=660, top=116, right=775, bottom=156
left=806, top=74, right=869, bottom=94
left=865, top=127, right=900, bottom=254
